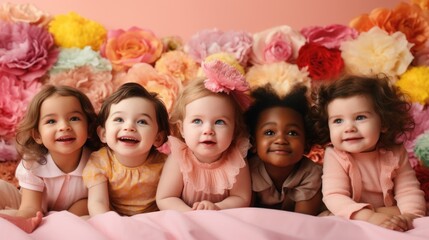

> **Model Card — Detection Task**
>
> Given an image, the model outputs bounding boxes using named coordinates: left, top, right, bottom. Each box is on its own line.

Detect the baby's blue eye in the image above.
left=192, top=119, right=202, bottom=124
left=333, top=119, right=343, bottom=124
left=46, top=119, right=56, bottom=124
left=356, top=115, right=366, bottom=121
left=215, top=120, right=225, bottom=125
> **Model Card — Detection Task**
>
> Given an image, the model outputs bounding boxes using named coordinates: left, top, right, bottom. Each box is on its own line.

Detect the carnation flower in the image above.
left=396, top=66, right=429, bottom=105
left=185, top=28, right=253, bottom=66
left=0, top=21, right=59, bottom=82
left=246, top=62, right=311, bottom=97
left=155, top=51, right=198, bottom=85
left=113, top=63, right=181, bottom=112
left=49, top=46, right=112, bottom=75
left=47, top=66, right=114, bottom=113
left=49, top=12, right=107, bottom=50
left=101, top=26, right=163, bottom=72
left=300, top=24, right=358, bottom=49
left=0, top=74, right=41, bottom=138
left=250, top=25, right=306, bottom=65
left=296, top=42, right=344, bottom=81
left=350, top=2, right=429, bottom=53
left=0, top=2, right=51, bottom=27
left=340, top=27, right=413, bottom=79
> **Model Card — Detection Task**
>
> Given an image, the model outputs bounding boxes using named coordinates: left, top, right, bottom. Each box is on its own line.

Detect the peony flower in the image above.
left=47, top=66, right=114, bottom=113
left=340, top=27, right=413, bottom=79
left=300, top=24, right=358, bottom=49
left=0, top=74, right=41, bottom=138
left=155, top=50, right=198, bottom=85
left=113, top=63, right=181, bottom=112
left=161, top=36, right=184, bottom=52
left=0, top=2, right=51, bottom=27
left=185, top=29, right=253, bottom=67
left=49, top=12, right=107, bottom=50
left=250, top=25, right=306, bottom=65
left=350, top=2, right=429, bottom=53
left=413, top=0, right=429, bottom=10
left=49, top=46, right=112, bottom=75
left=296, top=42, right=344, bottom=81
left=100, top=27, right=163, bottom=72
left=246, top=62, right=311, bottom=97
left=396, top=66, right=429, bottom=105
left=0, top=21, right=59, bottom=82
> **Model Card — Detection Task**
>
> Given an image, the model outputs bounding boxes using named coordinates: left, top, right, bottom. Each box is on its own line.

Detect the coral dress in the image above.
left=167, top=136, right=248, bottom=207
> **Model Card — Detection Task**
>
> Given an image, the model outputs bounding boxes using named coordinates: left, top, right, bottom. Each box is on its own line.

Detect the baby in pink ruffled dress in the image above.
left=156, top=59, right=252, bottom=211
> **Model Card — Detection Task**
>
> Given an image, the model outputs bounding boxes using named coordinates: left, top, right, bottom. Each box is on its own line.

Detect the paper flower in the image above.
left=350, top=2, right=429, bottom=53
left=100, top=26, right=163, bottom=72
left=246, top=62, right=311, bottom=97
left=47, top=66, right=114, bottom=113
left=296, top=42, right=344, bottom=81
left=49, top=46, right=112, bottom=75
left=340, top=27, right=413, bottom=79
left=114, top=63, right=181, bottom=112
left=185, top=28, right=253, bottom=66
left=49, top=12, right=107, bottom=50
left=155, top=50, right=198, bottom=85
left=0, top=21, right=59, bottom=82
left=415, top=131, right=429, bottom=167
left=0, top=2, right=51, bottom=27
left=161, top=36, right=184, bottom=52
left=0, top=74, right=41, bottom=138
left=300, top=24, right=358, bottom=49
left=250, top=25, right=306, bottom=65
left=396, top=66, right=429, bottom=105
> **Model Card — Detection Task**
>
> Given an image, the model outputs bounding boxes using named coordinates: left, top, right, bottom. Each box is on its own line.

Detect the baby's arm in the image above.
left=213, top=164, right=251, bottom=210
left=87, top=182, right=110, bottom=216
left=156, top=157, right=192, bottom=211
left=0, top=211, right=42, bottom=233
left=68, top=198, right=89, bottom=216
left=295, top=190, right=323, bottom=216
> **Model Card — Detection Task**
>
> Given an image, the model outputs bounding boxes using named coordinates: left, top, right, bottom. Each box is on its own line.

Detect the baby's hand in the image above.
left=378, top=214, right=415, bottom=232
left=192, top=201, right=220, bottom=210
left=0, top=211, right=43, bottom=233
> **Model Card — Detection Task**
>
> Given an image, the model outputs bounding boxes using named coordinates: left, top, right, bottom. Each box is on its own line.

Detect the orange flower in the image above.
left=101, top=27, right=163, bottom=72
left=350, top=2, right=429, bottom=52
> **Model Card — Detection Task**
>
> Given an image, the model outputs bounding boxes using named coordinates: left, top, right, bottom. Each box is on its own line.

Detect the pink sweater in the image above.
left=322, top=145, right=426, bottom=218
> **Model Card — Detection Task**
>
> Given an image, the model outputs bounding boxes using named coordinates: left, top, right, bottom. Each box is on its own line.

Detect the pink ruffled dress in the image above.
left=167, top=136, right=249, bottom=207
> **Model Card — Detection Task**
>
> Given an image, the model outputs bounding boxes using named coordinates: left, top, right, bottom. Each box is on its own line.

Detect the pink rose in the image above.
left=101, top=27, right=163, bottom=72
left=250, top=25, right=306, bottom=65
left=185, top=28, right=253, bottom=66
left=0, top=21, right=59, bottom=82
left=0, top=3, right=51, bottom=27
left=300, top=24, right=358, bottom=49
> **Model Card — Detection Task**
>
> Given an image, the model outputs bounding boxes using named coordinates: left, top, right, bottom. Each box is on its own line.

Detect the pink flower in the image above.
left=250, top=25, right=306, bottom=65
left=0, top=139, right=19, bottom=161
left=202, top=60, right=249, bottom=94
left=0, top=74, right=41, bottom=138
left=155, top=51, right=199, bottom=85
left=185, top=28, right=253, bottom=66
left=300, top=24, right=358, bottom=49
left=114, top=63, right=181, bottom=112
left=0, top=21, right=59, bottom=82
left=47, top=66, right=114, bottom=113
left=100, top=27, right=163, bottom=72
left=0, top=2, right=51, bottom=27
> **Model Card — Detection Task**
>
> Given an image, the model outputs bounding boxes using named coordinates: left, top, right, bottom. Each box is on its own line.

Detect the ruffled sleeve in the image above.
left=169, top=136, right=247, bottom=195
left=82, top=147, right=111, bottom=188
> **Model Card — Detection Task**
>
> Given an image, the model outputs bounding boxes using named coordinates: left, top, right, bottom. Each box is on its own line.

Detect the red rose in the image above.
left=296, top=42, right=344, bottom=81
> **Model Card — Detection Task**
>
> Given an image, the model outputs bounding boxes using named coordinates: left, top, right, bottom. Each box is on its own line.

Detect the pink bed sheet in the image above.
left=1, top=208, right=429, bottom=240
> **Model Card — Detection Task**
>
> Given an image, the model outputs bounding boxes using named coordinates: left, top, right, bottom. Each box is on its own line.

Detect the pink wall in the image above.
left=11, top=0, right=401, bottom=40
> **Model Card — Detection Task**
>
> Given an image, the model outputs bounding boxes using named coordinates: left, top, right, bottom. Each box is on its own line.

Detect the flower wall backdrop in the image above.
left=1, top=1, right=429, bottom=196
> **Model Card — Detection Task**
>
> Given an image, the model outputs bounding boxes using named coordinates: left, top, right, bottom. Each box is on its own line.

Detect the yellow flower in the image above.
left=49, top=12, right=106, bottom=50
left=205, top=52, right=245, bottom=74
left=396, top=66, right=429, bottom=105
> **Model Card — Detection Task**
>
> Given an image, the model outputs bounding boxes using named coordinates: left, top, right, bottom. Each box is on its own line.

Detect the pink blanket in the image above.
left=1, top=208, right=429, bottom=239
